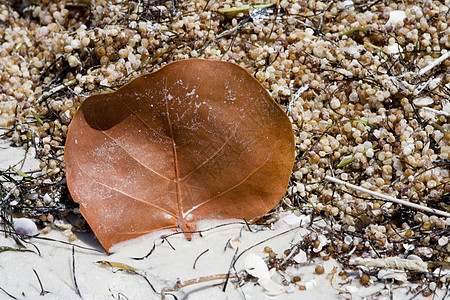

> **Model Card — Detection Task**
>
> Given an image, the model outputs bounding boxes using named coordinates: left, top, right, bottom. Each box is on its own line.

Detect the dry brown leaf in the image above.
left=65, top=59, right=295, bottom=251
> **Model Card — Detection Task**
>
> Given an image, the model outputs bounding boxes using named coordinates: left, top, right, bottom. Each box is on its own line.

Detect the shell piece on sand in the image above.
left=244, top=253, right=270, bottom=280
left=13, top=218, right=38, bottom=237
left=377, top=269, right=408, bottom=282
left=244, top=253, right=287, bottom=296
left=385, top=10, right=406, bottom=28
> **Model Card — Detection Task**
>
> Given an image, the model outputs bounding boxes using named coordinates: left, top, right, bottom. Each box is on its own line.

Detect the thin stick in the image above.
left=72, top=247, right=83, bottom=299
left=422, top=107, right=450, bottom=117
left=193, top=249, right=209, bottom=269
left=33, top=269, right=49, bottom=296
left=162, top=273, right=238, bottom=299
left=417, top=51, right=450, bottom=76
left=0, top=286, right=17, bottom=299
left=324, top=176, right=450, bottom=218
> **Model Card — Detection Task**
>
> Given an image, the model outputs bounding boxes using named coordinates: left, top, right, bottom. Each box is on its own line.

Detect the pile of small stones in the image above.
left=0, top=0, right=449, bottom=294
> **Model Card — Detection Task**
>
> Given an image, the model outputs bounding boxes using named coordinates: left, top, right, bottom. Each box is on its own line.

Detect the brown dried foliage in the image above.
left=65, top=59, right=295, bottom=250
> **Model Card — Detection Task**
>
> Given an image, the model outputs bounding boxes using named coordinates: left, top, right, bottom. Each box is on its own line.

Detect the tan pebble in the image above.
left=360, top=274, right=370, bottom=285
left=69, top=233, right=77, bottom=242
left=47, top=214, right=54, bottom=222
left=42, top=226, right=51, bottom=234
left=315, top=265, right=325, bottom=274
left=269, top=251, right=276, bottom=259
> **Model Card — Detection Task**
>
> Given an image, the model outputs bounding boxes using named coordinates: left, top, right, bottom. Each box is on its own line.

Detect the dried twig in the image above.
left=0, top=286, right=17, bottom=300
left=416, top=51, right=450, bottom=77
left=33, top=269, right=49, bottom=296
left=72, top=247, right=83, bottom=300
left=324, top=176, right=450, bottom=218
left=422, top=107, right=450, bottom=117
left=95, top=260, right=157, bottom=293
left=193, top=249, right=209, bottom=269
left=162, top=273, right=239, bottom=300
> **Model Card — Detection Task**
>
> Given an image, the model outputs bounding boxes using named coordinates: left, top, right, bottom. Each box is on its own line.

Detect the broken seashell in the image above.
left=245, top=253, right=270, bottom=280
left=385, top=10, right=406, bottom=28
left=377, top=268, right=408, bottom=282
left=293, top=250, right=308, bottom=263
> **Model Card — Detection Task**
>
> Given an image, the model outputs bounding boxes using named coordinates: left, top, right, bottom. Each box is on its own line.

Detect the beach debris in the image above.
left=162, top=273, right=238, bottom=299
left=315, top=265, right=325, bottom=275
left=227, top=238, right=242, bottom=250
left=95, top=260, right=157, bottom=293
left=351, top=257, right=428, bottom=272
left=13, top=218, right=38, bottom=237
left=377, top=269, right=408, bottom=282
left=324, top=176, right=450, bottom=218
left=359, top=274, right=371, bottom=285
left=0, top=246, right=34, bottom=253
left=293, top=250, right=307, bottom=264
left=272, top=211, right=310, bottom=230
left=413, top=97, right=434, bottom=107
left=386, top=43, right=403, bottom=55
left=65, top=59, right=295, bottom=251
left=384, top=10, right=406, bottom=28
left=95, top=260, right=141, bottom=274
left=244, top=253, right=291, bottom=296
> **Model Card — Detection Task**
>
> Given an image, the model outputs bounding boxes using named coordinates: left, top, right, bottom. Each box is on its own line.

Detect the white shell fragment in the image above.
left=244, top=253, right=290, bottom=296
left=386, top=43, right=403, bottom=55
left=245, top=253, right=270, bottom=280
left=352, top=257, right=428, bottom=272
left=344, top=235, right=353, bottom=245
left=43, top=193, right=52, bottom=204
left=443, top=101, right=450, bottom=114
left=272, top=212, right=311, bottom=229
left=293, top=250, right=308, bottom=263
left=13, top=218, right=39, bottom=237
left=228, top=238, right=242, bottom=250
left=345, top=285, right=359, bottom=293
left=259, top=278, right=286, bottom=296
left=313, top=234, right=328, bottom=253
left=438, top=236, right=448, bottom=246
left=342, top=0, right=354, bottom=11
left=385, top=10, right=406, bottom=28
left=413, top=97, right=434, bottom=107
left=305, top=279, right=317, bottom=290
left=406, top=254, right=423, bottom=262
left=377, top=269, right=408, bottom=282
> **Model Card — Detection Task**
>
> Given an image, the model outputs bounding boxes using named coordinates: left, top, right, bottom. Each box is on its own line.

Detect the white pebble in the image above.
left=414, top=97, right=433, bottom=106
left=71, top=39, right=81, bottom=49
left=403, top=144, right=415, bottom=156
left=438, top=236, right=448, bottom=246
left=365, top=148, right=374, bottom=158
left=68, top=55, right=80, bottom=67
left=429, top=282, right=437, bottom=291
left=330, top=98, right=340, bottom=109
left=43, top=193, right=52, bottom=204
left=344, top=235, right=353, bottom=245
